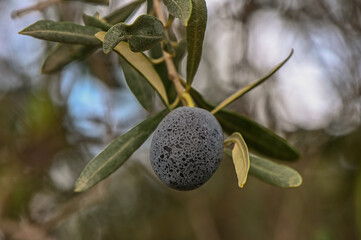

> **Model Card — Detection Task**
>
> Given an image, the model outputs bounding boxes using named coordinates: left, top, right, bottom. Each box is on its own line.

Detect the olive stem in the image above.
left=153, top=0, right=186, bottom=105
left=11, top=0, right=61, bottom=19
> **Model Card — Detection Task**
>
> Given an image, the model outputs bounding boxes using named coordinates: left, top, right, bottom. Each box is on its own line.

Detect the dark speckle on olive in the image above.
left=150, top=107, right=224, bottom=191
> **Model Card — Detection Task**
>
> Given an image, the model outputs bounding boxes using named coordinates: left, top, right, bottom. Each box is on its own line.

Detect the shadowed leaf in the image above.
left=224, top=133, right=250, bottom=188
left=190, top=87, right=300, bottom=161
left=225, top=149, right=302, bottom=188
left=103, top=15, right=164, bottom=53
left=75, top=110, right=169, bottom=192
left=96, top=31, right=169, bottom=106
left=19, top=20, right=101, bottom=45
left=66, top=0, right=109, bottom=5
left=119, top=57, right=154, bottom=111
left=186, top=0, right=207, bottom=87
left=163, top=0, right=192, bottom=26
left=104, top=0, right=145, bottom=24
left=83, top=13, right=111, bottom=31
left=42, top=44, right=95, bottom=74
left=40, top=2, right=143, bottom=73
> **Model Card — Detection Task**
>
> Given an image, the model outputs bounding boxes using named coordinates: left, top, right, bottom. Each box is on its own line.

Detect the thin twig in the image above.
left=11, top=0, right=62, bottom=19
left=153, top=0, right=186, bottom=106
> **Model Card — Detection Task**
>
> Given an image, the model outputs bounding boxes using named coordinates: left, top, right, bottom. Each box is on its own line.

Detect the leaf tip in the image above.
left=289, top=174, right=303, bottom=188
left=74, top=180, right=86, bottom=192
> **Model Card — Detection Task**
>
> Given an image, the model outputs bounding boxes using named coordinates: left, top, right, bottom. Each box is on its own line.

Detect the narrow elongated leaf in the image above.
left=119, top=57, right=154, bottom=111
left=83, top=13, right=111, bottom=31
left=96, top=31, right=169, bottom=106
left=19, top=20, right=101, bottom=45
left=66, top=0, right=109, bottom=5
left=75, top=110, right=168, bottom=192
left=173, top=39, right=187, bottom=70
left=224, top=149, right=302, bottom=187
left=103, top=15, right=164, bottom=53
left=40, top=3, right=143, bottom=74
left=224, top=133, right=250, bottom=188
left=211, top=49, right=293, bottom=114
left=190, top=87, right=299, bottom=161
left=163, top=0, right=192, bottom=26
left=104, top=0, right=145, bottom=24
left=186, top=0, right=207, bottom=87
left=42, top=44, right=95, bottom=73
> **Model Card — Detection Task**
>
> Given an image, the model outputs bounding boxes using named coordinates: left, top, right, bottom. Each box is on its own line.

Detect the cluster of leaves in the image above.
left=20, top=0, right=302, bottom=192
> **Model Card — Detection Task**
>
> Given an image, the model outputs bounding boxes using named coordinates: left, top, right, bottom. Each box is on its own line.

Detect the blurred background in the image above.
left=0, top=0, right=361, bottom=239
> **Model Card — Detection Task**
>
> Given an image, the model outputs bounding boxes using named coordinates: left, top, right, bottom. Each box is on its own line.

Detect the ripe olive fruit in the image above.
left=150, top=107, right=223, bottom=190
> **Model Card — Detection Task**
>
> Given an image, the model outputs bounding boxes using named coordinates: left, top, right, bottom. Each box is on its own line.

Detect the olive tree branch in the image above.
left=11, top=0, right=62, bottom=19
left=153, top=0, right=186, bottom=106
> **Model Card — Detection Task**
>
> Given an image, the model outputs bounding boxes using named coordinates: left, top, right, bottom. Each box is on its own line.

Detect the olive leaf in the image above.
left=224, top=149, right=302, bottom=188
left=119, top=57, right=154, bottom=112
left=19, top=20, right=101, bottom=46
left=42, top=44, right=95, bottom=74
left=75, top=110, right=169, bottom=192
left=103, top=15, right=164, bottom=54
left=82, top=13, right=111, bottom=31
left=189, top=86, right=300, bottom=161
left=163, top=0, right=192, bottom=26
left=41, top=2, right=143, bottom=74
left=224, top=133, right=250, bottom=188
left=104, top=0, right=145, bottom=24
left=211, top=49, right=293, bottom=114
left=96, top=31, right=169, bottom=106
left=186, top=0, right=207, bottom=88
left=173, top=39, right=187, bottom=70
left=67, top=0, right=109, bottom=5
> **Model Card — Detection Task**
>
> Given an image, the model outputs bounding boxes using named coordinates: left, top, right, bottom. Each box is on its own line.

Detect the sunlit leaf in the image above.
left=74, top=110, right=169, bottom=192
left=42, top=44, right=95, bottom=74
left=83, top=13, right=111, bottom=31
left=224, top=149, right=302, bottom=187
left=19, top=20, right=101, bottom=45
left=103, top=15, right=164, bottom=53
left=163, top=0, right=192, bottom=26
left=211, top=49, right=293, bottom=114
left=186, top=0, right=207, bottom=88
left=119, top=57, right=154, bottom=112
left=96, top=31, right=169, bottom=106
left=224, top=133, right=250, bottom=188
left=189, top=87, right=299, bottom=161
left=104, top=0, right=145, bottom=24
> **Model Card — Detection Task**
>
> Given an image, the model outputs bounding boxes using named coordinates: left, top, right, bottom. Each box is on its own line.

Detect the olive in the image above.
left=150, top=107, right=223, bottom=190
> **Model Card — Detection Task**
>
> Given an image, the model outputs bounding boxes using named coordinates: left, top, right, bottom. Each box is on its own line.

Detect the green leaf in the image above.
left=249, top=154, right=302, bottom=187
left=83, top=13, right=112, bottom=31
left=189, top=87, right=300, bottom=161
left=119, top=57, right=154, bottom=112
left=163, top=0, right=192, bottom=26
left=186, top=0, right=207, bottom=88
left=104, top=0, right=145, bottom=24
left=96, top=31, right=169, bottom=106
left=42, top=44, right=95, bottom=74
left=224, top=149, right=302, bottom=188
left=74, top=110, right=169, bottom=192
left=103, top=15, right=164, bottom=53
left=40, top=2, right=144, bottom=74
left=173, top=39, right=187, bottom=70
left=19, top=20, right=101, bottom=46
left=211, top=49, right=293, bottom=114
left=224, top=133, right=250, bottom=188
left=66, top=0, right=109, bottom=5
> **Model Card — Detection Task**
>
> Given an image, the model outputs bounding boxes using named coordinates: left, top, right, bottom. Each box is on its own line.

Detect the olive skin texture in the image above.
left=150, top=107, right=224, bottom=190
